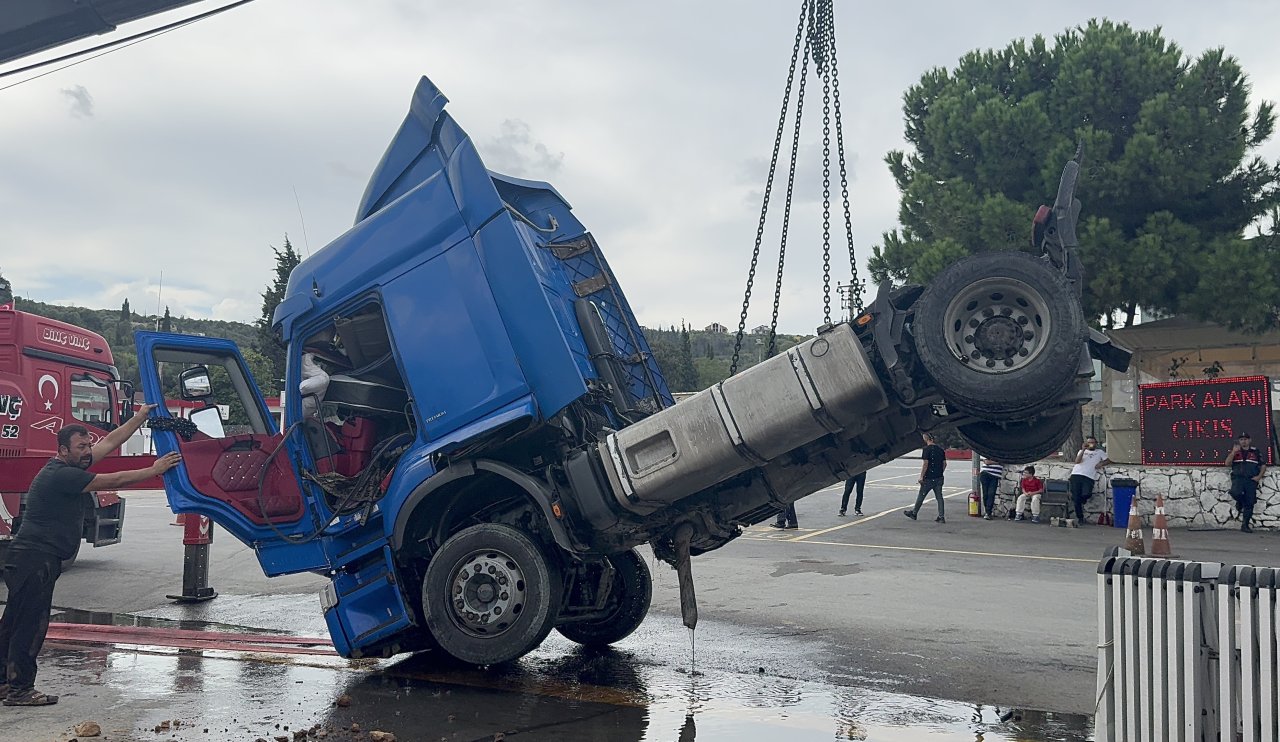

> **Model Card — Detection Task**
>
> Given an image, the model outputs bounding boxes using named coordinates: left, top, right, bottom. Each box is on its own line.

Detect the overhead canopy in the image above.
left=0, top=0, right=201, bottom=65
left=1109, top=316, right=1280, bottom=378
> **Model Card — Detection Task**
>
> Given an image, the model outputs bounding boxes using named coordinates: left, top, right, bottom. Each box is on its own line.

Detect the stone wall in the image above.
left=994, top=462, right=1280, bottom=530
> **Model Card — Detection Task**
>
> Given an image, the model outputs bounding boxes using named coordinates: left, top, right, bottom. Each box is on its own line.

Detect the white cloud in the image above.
left=1, top=0, right=1278, bottom=336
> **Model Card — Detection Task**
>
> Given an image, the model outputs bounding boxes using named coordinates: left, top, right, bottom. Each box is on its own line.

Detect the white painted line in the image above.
left=787, top=489, right=968, bottom=542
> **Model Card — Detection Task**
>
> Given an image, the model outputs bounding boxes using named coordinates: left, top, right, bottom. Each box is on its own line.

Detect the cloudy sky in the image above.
left=3, top=0, right=1279, bottom=334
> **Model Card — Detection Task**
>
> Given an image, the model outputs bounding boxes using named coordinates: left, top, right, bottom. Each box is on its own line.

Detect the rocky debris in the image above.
left=73, top=721, right=102, bottom=737
left=153, top=720, right=171, bottom=733
left=369, top=732, right=397, bottom=742
left=334, top=694, right=352, bottom=708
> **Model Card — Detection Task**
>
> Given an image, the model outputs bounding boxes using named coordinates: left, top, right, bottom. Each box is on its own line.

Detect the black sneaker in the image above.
left=904, top=510, right=917, bottom=520
left=769, top=522, right=787, bottom=529
left=936, top=516, right=946, bottom=523
left=1242, top=523, right=1254, bottom=533
left=785, top=523, right=799, bottom=529
left=838, top=510, right=846, bottom=516
left=853, top=509, right=863, bottom=516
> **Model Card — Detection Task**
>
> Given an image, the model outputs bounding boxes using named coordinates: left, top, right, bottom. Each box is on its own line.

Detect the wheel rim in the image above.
left=446, top=548, right=527, bottom=638
left=942, top=276, right=1051, bottom=374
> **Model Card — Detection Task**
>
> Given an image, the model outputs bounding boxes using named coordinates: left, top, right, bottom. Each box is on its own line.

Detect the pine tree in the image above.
left=160, top=306, right=172, bottom=333
left=871, top=20, right=1280, bottom=330
left=0, top=268, right=11, bottom=307
left=257, top=236, right=302, bottom=392
left=676, top=322, right=698, bottom=391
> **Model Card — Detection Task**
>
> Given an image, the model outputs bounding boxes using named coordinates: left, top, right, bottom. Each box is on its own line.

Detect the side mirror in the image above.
left=179, top=366, right=213, bottom=400
left=189, top=405, right=226, bottom=438
left=118, top=381, right=136, bottom=423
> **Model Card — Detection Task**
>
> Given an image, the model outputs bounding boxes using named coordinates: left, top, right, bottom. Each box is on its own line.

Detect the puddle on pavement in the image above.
left=325, top=647, right=1093, bottom=741
left=34, top=597, right=1092, bottom=741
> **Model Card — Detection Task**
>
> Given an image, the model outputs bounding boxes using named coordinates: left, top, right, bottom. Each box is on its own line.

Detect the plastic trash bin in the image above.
left=1111, top=477, right=1139, bottom=528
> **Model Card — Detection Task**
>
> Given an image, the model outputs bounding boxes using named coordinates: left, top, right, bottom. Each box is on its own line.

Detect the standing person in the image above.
left=1012, top=466, right=1046, bottom=523
left=904, top=433, right=947, bottom=523
left=978, top=458, right=1003, bottom=520
left=839, top=470, right=868, bottom=516
left=1225, top=432, right=1266, bottom=533
left=1068, top=436, right=1110, bottom=525
left=0, top=410, right=181, bottom=706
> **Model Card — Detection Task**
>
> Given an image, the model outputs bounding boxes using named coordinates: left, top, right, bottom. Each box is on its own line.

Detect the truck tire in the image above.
left=556, top=549, right=651, bottom=648
left=422, top=523, right=562, bottom=665
left=913, top=251, right=1085, bottom=422
left=957, top=409, right=1076, bottom=464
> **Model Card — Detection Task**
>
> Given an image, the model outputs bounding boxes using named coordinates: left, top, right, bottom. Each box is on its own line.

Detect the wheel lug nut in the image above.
left=968, top=319, right=980, bottom=328
left=1023, top=331, right=1034, bottom=341
left=494, top=606, right=503, bottom=615
left=964, top=335, right=974, bottom=344
left=1019, top=348, right=1029, bottom=357
left=970, top=350, right=981, bottom=359
left=985, top=359, right=996, bottom=368
left=487, top=565, right=496, bottom=574
left=1003, top=359, right=1015, bottom=367
left=1017, top=316, right=1028, bottom=325
left=498, top=576, right=508, bottom=585
left=982, top=308, right=994, bottom=318
left=500, top=592, right=509, bottom=600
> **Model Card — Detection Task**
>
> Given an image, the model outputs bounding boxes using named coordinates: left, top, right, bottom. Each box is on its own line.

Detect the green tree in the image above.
left=160, top=306, right=172, bottom=333
left=257, top=236, right=301, bottom=390
left=870, top=20, right=1280, bottom=329
left=0, top=268, right=11, bottom=306
left=116, top=299, right=131, bottom=346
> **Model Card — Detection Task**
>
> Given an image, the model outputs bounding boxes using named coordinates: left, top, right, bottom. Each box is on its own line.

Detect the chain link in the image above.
left=731, top=0, right=863, bottom=370
left=826, top=3, right=863, bottom=312
left=767, top=30, right=813, bottom=359
left=730, top=2, right=808, bottom=376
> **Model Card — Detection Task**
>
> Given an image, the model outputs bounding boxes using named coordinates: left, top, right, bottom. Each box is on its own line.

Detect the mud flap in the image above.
left=320, top=546, right=412, bottom=658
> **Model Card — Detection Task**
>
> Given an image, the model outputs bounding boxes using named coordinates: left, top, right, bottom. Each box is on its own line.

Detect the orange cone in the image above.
left=1123, top=501, right=1145, bottom=556
left=1150, top=494, right=1177, bottom=558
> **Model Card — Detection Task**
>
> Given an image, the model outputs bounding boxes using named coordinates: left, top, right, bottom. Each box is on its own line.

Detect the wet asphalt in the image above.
left=2, top=455, right=1276, bottom=740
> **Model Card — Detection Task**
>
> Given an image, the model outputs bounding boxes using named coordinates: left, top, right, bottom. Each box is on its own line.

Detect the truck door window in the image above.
left=70, top=373, right=114, bottom=430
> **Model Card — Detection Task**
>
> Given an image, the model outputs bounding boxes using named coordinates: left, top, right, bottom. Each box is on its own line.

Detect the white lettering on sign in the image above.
left=1, top=424, right=18, bottom=439
left=0, top=394, right=21, bottom=420
left=40, top=326, right=93, bottom=352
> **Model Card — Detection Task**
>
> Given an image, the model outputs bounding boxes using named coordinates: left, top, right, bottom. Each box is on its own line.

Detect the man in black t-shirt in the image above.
left=905, top=433, right=947, bottom=523
left=0, top=411, right=180, bottom=706
left=1225, top=432, right=1267, bottom=534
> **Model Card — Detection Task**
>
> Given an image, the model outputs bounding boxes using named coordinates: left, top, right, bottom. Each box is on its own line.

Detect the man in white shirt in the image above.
left=1069, top=436, right=1110, bottom=525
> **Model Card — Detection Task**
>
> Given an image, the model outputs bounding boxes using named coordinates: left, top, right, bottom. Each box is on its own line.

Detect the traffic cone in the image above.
left=1123, top=501, right=1146, bottom=556
left=1150, top=494, right=1177, bottom=558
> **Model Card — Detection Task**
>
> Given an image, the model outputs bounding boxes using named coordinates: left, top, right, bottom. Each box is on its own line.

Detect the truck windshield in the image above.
left=70, top=372, right=114, bottom=430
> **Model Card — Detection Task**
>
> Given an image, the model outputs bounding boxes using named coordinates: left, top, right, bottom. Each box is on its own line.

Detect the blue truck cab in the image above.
left=136, top=77, right=1126, bottom=665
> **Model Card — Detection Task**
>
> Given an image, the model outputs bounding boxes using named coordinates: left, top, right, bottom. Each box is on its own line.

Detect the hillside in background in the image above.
left=14, top=299, right=810, bottom=394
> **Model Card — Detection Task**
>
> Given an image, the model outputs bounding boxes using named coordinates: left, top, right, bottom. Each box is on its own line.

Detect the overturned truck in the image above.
left=137, top=77, right=1128, bottom=664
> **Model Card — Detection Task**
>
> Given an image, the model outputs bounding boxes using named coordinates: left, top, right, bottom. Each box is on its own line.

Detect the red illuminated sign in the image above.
left=1139, top=376, right=1274, bottom=466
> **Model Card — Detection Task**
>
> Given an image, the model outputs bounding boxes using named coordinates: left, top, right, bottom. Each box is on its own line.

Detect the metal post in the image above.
left=166, top=515, right=217, bottom=603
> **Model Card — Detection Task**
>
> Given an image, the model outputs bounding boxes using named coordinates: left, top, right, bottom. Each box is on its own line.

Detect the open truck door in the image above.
left=134, top=331, right=330, bottom=575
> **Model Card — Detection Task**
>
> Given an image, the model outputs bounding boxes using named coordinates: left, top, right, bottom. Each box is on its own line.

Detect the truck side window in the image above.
left=70, top=373, right=114, bottom=430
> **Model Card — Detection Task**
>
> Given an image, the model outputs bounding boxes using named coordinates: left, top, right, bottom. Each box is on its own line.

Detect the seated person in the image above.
left=1011, top=465, right=1045, bottom=523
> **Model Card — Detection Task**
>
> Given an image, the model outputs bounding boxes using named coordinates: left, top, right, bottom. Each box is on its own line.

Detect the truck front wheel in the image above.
left=556, top=549, right=651, bottom=648
left=422, top=523, right=563, bottom=665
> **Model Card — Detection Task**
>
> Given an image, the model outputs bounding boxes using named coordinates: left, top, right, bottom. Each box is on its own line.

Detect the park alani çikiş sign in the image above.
left=1139, top=375, right=1273, bottom=466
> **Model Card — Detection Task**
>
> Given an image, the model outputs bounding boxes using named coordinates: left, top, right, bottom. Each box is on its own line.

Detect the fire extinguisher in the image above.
left=968, top=491, right=981, bottom=517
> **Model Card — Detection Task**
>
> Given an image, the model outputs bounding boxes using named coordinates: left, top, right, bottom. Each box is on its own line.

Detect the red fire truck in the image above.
left=0, top=306, right=158, bottom=565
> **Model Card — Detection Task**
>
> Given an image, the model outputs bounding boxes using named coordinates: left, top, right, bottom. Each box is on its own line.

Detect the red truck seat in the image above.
left=181, top=434, right=304, bottom=525
left=314, top=417, right=378, bottom=478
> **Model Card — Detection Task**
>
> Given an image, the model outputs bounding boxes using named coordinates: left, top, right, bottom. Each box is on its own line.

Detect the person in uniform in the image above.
left=1225, top=432, right=1266, bottom=533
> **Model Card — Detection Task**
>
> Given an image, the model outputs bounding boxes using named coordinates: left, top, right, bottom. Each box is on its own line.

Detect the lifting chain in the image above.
left=730, top=0, right=862, bottom=375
